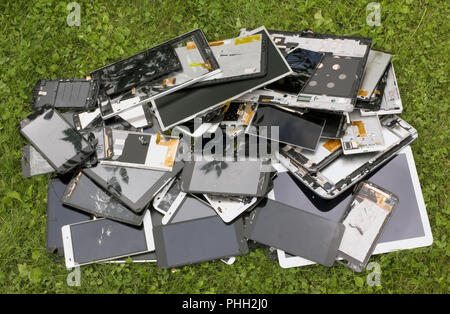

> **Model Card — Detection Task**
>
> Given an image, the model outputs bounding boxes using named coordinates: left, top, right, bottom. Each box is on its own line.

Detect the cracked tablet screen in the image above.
left=338, top=182, right=397, bottom=263
left=70, top=219, right=148, bottom=264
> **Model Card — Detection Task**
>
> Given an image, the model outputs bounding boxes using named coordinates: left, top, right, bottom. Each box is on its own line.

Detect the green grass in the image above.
left=0, top=0, right=448, bottom=293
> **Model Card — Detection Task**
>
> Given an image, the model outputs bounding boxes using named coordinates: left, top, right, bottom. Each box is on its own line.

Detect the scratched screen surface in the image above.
left=63, top=173, right=144, bottom=226
left=71, top=219, right=148, bottom=264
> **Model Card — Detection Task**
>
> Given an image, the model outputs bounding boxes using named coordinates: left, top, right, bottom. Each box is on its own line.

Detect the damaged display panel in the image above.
left=204, top=194, right=258, bottom=223
left=20, top=108, right=95, bottom=174
left=337, top=181, right=398, bottom=272
left=46, top=178, right=91, bottom=256
left=277, top=115, right=418, bottom=199
left=275, top=149, right=432, bottom=268
left=361, top=64, right=403, bottom=116
left=98, top=128, right=179, bottom=172
left=220, top=101, right=257, bottom=137
left=62, top=211, right=154, bottom=268
left=191, top=33, right=268, bottom=87
left=73, top=108, right=102, bottom=131
left=237, top=30, right=372, bottom=113
left=302, top=110, right=346, bottom=139
left=280, top=138, right=343, bottom=173
left=246, top=105, right=325, bottom=151
left=341, top=111, right=385, bottom=154
left=91, top=29, right=220, bottom=119
left=31, top=78, right=99, bottom=111
left=357, top=50, right=392, bottom=101
left=83, top=162, right=183, bottom=213
left=355, top=63, right=389, bottom=111
left=63, top=172, right=145, bottom=226
left=151, top=26, right=293, bottom=131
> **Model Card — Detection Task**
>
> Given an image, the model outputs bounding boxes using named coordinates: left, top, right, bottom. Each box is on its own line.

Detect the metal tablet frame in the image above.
left=82, top=161, right=184, bottom=213
left=277, top=115, right=418, bottom=199
left=151, top=26, right=294, bottom=131
left=91, top=28, right=221, bottom=120
left=276, top=146, right=433, bottom=268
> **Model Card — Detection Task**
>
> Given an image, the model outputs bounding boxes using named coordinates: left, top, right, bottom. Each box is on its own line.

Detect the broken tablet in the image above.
left=62, top=172, right=145, bottom=226
left=276, top=147, right=433, bottom=268
left=20, top=108, right=95, bottom=174
left=219, top=102, right=257, bottom=137
left=117, top=105, right=153, bottom=129
left=31, top=78, right=99, bottom=111
left=204, top=194, right=258, bottom=223
left=264, top=47, right=324, bottom=94
left=152, top=176, right=187, bottom=225
left=244, top=198, right=345, bottom=267
left=151, top=26, right=293, bottom=130
left=62, top=211, right=154, bottom=268
left=47, top=178, right=92, bottom=256
left=180, top=160, right=272, bottom=197
left=245, top=105, right=325, bottom=151
left=280, top=138, right=343, bottom=173
left=83, top=162, right=183, bottom=213
left=91, top=29, right=220, bottom=119
left=341, top=111, right=385, bottom=154
left=191, top=33, right=268, bottom=87
left=278, top=115, right=417, bottom=199
left=357, top=50, right=392, bottom=101
left=237, top=30, right=372, bottom=113
left=337, top=181, right=398, bottom=272
left=360, top=64, right=403, bottom=116
left=98, top=128, right=179, bottom=172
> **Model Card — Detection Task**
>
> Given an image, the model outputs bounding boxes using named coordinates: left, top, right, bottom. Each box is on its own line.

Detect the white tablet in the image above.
left=62, top=210, right=154, bottom=269
left=275, top=146, right=433, bottom=268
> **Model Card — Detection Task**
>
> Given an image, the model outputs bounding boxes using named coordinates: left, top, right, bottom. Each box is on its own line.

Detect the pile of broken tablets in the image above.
left=19, top=26, right=431, bottom=272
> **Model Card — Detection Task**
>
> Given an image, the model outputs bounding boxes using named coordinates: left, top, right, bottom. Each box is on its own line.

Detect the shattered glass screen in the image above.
left=157, top=178, right=183, bottom=213
left=92, top=30, right=219, bottom=117
left=64, top=173, right=144, bottom=226
left=194, top=34, right=266, bottom=86
left=84, top=164, right=167, bottom=204
left=339, top=182, right=397, bottom=263
left=20, top=109, right=92, bottom=172
left=70, top=219, right=147, bottom=264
